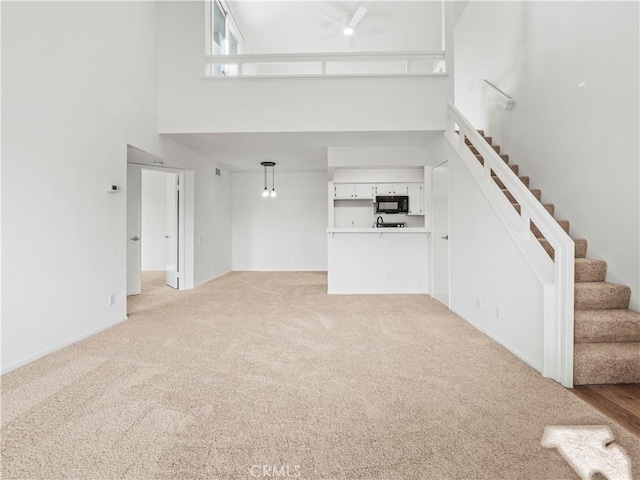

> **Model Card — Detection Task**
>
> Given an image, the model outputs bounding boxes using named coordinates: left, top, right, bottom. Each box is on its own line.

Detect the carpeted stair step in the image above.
left=512, top=203, right=555, bottom=216
left=537, top=238, right=586, bottom=259
left=475, top=154, right=510, bottom=165
left=493, top=175, right=530, bottom=189
left=502, top=189, right=541, bottom=203
left=531, top=220, right=570, bottom=238
left=575, top=309, right=640, bottom=343
left=575, top=282, right=631, bottom=310
left=574, top=342, right=640, bottom=385
left=575, top=258, right=607, bottom=282
left=469, top=144, right=501, bottom=156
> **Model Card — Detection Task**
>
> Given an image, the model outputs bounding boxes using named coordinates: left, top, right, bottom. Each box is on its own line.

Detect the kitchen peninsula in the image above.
left=327, top=166, right=431, bottom=294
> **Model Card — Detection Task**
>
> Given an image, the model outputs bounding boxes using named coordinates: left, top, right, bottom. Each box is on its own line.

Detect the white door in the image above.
left=127, top=165, right=142, bottom=296
left=165, top=173, right=179, bottom=289
left=432, top=162, right=449, bottom=305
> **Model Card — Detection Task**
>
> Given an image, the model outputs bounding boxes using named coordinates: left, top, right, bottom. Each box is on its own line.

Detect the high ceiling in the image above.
left=228, top=1, right=443, bottom=54
left=165, top=131, right=440, bottom=172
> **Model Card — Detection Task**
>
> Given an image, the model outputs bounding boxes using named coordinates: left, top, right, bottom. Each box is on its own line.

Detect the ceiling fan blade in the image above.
left=349, top=7, right=367, bottom=28
left=322, top=14, right=344, bottom=28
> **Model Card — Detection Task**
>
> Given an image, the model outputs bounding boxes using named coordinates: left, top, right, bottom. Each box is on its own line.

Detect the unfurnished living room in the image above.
left=1, top=1, right=639, bottom=479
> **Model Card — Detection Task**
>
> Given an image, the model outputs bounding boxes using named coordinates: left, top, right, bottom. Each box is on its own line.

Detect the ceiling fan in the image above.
left=324, top=6, right=368, bottom=37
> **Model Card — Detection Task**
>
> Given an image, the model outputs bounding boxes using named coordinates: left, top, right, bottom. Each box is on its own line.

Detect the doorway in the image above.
left=432, top=161, right=449, bottom=306
left=141, top=169, right=180, bottom=288
left=126, top=155, right=195, bottom=297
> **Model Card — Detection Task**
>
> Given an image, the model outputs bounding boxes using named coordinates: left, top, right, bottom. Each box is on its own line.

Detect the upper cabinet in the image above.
left=375, top=183, right=409, bottom=196
left=355, top=183, right=377, bottom=199
left=333, top=183, right=376, bottom=199
left=407, top=183, right=424, bottom=216
left=333, top=182, right=425, bottom=216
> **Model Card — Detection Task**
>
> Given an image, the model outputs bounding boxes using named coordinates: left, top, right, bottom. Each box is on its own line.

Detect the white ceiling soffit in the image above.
left=127, top=145, right=164, bottom=165
left=164, top=131, right=440, bottom=172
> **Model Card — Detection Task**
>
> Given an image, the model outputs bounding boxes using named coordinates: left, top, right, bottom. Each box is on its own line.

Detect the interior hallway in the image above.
left=1, top=272, right=638, bottom=479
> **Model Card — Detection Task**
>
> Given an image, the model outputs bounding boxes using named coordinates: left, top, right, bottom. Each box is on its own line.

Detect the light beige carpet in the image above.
left=1, top=271, right=638, bottom=479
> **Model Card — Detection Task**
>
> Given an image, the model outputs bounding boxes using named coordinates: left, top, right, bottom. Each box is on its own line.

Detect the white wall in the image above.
left=454, top=1, right=640, bottom=310
left=232, top=172, right=327, bottom=271
left=141, top=170, right=169, bottom=271
left=328, top=145, right=430, bottom=169
left=157, top=1, right=451, bottom=134
left=194, top=164, right=233, bottom=280
left=448, top=143, right=545, bottom=371
left=1, top=2, right=232, bottom=373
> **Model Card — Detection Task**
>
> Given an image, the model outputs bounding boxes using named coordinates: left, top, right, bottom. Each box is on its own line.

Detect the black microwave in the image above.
left=375, top=195, right=409, bottom=214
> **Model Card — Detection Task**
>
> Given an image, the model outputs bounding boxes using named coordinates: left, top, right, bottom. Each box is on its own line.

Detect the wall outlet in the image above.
left=108, top=294, right=115, bottom=306
left=495, top=306, right=500, bottom=318
left=476, top=298, right=481, bottom=309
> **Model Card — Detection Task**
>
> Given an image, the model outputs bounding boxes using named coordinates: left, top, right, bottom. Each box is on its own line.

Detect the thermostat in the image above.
left=107, top=184, right=120, bottom=193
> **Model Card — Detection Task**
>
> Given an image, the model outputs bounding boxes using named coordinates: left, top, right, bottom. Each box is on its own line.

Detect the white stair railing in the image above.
left=446, top=103, right=575, bottom=387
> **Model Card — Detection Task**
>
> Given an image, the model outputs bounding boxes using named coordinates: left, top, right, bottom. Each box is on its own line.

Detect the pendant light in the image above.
left=261, top=161, right=269, bottom=197
left=260, top=161, right=276, bottom=198
left=270, top=163, right=277, bottom=197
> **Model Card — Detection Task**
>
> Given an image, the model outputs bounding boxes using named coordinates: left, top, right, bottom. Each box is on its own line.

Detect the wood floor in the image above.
left=572, top=384, right=640, bottom=436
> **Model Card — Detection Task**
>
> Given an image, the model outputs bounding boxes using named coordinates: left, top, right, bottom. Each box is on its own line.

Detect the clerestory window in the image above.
left=209, top=0, right=243, bottom=76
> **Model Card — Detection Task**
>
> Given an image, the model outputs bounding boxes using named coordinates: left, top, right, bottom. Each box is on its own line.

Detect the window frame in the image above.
left=206, top=0, right=244, bottom=76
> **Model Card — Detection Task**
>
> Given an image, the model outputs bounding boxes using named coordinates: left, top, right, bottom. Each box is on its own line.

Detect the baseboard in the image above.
left=195, top=269, right=233, bottom=288
left=1, top=316, right=128, bottom=376
left=450, top=305, right=543, bottom=373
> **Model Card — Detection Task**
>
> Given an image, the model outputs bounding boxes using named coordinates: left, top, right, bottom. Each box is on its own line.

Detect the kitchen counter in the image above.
left=327, top=229, right=429, bottom=294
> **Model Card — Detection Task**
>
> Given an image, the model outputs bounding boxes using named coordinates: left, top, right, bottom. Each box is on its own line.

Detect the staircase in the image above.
left=466, top=132, right=640, bottom=385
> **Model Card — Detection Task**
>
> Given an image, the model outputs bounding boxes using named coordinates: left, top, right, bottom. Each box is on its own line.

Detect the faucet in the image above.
left=376, top=216, right=384, bottom=227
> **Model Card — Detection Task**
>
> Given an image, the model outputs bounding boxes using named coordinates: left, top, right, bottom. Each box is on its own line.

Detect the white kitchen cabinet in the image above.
left=334, top=183, right=375, bottom=200
left=394, top=183, right=409, bottom=195
left=354, top=183, right=376, bottom=199
left=374, top=183, right=409, bottom=196
left=407, top=183, right=424, bottom=215
left=334, top=183, right=355, bottom=199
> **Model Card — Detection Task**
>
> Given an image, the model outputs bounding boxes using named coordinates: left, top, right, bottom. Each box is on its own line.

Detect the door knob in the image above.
left=441, top=235, right=449, bottom=240
left=130, top=236, right=140, bottom=241
left=164, top=235, right=170, bottom=239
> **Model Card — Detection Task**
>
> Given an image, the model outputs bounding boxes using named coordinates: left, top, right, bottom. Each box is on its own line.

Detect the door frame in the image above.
left=127, top=162, right=195, bottom=291
left=430, top=160, right=450, bottom=306
left=126, top=165, right=143, bottom=296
